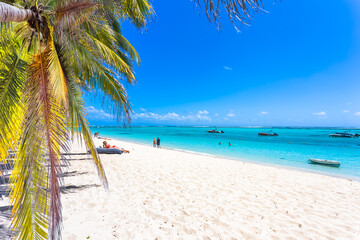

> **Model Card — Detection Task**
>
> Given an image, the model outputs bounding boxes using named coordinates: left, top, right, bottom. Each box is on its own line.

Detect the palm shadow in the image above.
left=60, top=184, right=101, bottom=194
left=60, top=171, right=89, bottom=178
left=0, top=205, right=12, bottom=239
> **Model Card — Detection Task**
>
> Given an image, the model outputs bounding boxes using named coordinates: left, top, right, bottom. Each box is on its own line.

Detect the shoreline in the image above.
left=61, top=137, right=360, bottom=239
left=98, top=135, right=360, bottom=182
left=91, top=126, right=360, bottom=129
left=2, top=137, right=359, bottom=239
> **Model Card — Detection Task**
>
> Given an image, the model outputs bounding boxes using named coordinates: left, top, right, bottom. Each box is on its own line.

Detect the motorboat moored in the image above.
left=309, top=158, right=341, bottom=167
left=207, top=130, right=224, bottom=133
left=258, top=132, right=278, bottom=136
left=329, top=132, right=356, bottom=138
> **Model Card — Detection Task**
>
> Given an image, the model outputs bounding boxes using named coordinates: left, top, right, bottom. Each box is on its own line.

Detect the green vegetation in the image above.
left=0, top=1, right=152, bottom=239
left=0, top=0, right=262, bottom=239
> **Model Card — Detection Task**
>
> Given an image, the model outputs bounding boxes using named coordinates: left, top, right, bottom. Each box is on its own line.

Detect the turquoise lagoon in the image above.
left=91, top=127, right=360, bottom=179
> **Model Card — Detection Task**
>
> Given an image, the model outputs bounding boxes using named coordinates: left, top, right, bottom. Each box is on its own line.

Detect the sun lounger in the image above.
left=95, top=148, right=123, bottom=154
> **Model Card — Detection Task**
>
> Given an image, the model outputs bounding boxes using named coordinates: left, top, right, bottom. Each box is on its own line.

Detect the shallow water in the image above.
left=91, top=127, right=360, bottom=179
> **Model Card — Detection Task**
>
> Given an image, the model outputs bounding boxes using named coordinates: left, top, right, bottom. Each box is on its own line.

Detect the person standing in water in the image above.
left=156, top=137, right=160, bottom=148
left=153, top=138, right=156, bottom=147
left=229, top=142, right=231, bottom=146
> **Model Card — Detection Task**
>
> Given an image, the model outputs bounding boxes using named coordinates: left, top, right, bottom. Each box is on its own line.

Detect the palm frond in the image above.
left=10, top=33, right=69, bottom=239
left=47, top=23, right=68, bottom=104
left=2, top=1, right=155, bottom=239
left=54, top=0, right=98, bottom=35
left=0, top=39, right=27, bottom=168
left=195, top=0, right=264, bottom=30
left=85, top=32, right=135, bottom=80
left=86, top=61, right=132, bottom=122
left=116, top=0, right=154, bottom=28
left=10, top=129, right=49, bottom=240
left=55, top=42, right=108, bottom=188
left=68, top=84, right=109, bottom=188
left=86, top=18, right=141, bottom=65
left=57, top=37, right=132, bottom=121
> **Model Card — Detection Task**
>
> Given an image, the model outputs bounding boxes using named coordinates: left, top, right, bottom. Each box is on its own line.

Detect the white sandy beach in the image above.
left=57, top=138, right=360, bottom=239
left=1, top=138, right=359, bottom=239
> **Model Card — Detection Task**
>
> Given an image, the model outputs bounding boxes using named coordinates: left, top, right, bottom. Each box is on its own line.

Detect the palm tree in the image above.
left=0, top=0, right=262, bottom=239
left=0, top=0, right=152, bottom=239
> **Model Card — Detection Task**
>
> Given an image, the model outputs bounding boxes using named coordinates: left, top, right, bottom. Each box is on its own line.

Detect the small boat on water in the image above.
left=258, top=131, right=278, bottom=136
left=207, top=129, right=224, bottom=133
left=329, top=132, right=357, bottom=138
left=309, top=158, right=341, bottom=167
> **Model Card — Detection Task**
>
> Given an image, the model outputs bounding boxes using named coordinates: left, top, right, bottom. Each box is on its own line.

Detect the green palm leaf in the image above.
left=0, top=0, right=267, bottom=239
left=0, top=36, right=27, bottom=165
left=0, top=0, right=153, bottom=239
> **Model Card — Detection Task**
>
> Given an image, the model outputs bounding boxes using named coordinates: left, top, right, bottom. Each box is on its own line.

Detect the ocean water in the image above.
left=91, top=127, right=360, bottom=179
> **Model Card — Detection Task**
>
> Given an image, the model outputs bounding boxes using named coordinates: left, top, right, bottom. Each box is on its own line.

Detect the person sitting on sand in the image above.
left=103, top=141, right=130, bottom=153
left=94, top=132, right=99, bottom=138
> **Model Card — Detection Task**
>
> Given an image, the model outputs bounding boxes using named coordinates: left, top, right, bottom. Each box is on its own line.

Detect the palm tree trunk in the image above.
left=0, top=2, right=35, bottom=22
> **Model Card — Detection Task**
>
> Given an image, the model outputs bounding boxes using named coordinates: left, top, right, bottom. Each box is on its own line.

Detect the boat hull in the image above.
left=329, top=134, right=353, bottom=138
left=258, top=133, right=278, bottom=136
left=309, top=158, right=340, bottom=167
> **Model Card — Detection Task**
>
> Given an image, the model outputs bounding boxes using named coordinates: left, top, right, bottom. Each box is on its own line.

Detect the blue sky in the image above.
left=85, top=0, right=360, bottom=127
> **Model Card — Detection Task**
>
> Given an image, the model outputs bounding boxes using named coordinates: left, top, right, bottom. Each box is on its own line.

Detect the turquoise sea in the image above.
left=91, top=127, right=360, bottom=179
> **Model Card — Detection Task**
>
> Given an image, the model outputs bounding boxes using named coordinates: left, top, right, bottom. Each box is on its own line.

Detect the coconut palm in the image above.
left=0, top=0, right=262, bottom=239
left=0, top=0, right=152, bottom=239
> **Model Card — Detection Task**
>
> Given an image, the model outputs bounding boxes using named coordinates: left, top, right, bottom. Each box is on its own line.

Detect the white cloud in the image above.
left=343, top=110, right=349, bottom=113
left=214, top=113, right=219, bottom=116
left=259, top=111, right=269, bottom=115
left=139, top=108, right=147, bottom=112
left=195, top=114, right=211, bottom=121
left=227, top=113, right=235, bottom=117
left=132, top=110, right=212, bottom=121
left=312, top=111, right=327, bottom=116
left=347, top=102, right=352, bottom=105
left=86, top=106, right=96, bottom=112
left=198, top=110, right=209, bottom=115
left=223, top=66, right=232, bottom=71
left=86, top=106, right=112, bottom=119
left=133, top=112, right=180, bottom=120
left=355, top=112, right=360, bottom=116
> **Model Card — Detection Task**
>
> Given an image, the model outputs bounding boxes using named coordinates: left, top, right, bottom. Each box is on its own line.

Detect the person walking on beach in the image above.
left=153, top=138, right=156, bottom=147
left=156, top=137, right=160, bottom=148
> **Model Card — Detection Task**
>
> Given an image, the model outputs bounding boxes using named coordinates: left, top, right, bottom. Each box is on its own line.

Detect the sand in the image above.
left=0, top=138, right=359, bottom=239
left=58, top=138, right=360, bottom=240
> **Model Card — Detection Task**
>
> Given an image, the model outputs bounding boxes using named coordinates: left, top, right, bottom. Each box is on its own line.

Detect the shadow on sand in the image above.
left=0, top=205, right=12, bottom=239
left=60, top=171, right=89, bottom=178
left=60, top=184, right=101, bottom=194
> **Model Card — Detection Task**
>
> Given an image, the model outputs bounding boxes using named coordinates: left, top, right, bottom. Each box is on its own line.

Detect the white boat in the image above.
left=207, top=129, right=224, bottom=133
left=258, top=132, right=278, bottom=136
left=309, top=158, right=341, bottom=167
left=329, top=132, right=356, bottom=138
